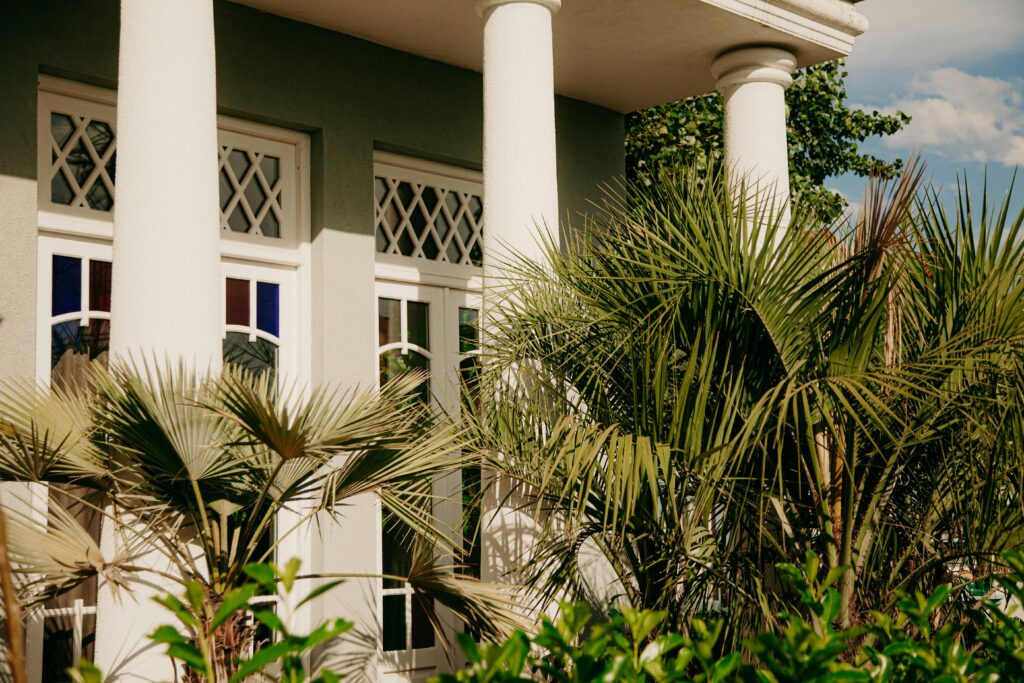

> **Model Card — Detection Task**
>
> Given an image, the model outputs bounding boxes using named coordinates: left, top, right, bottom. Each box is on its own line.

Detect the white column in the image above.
left=477, top=0, right=561, bottom=267
left=110, top=0, right=222, bottom=371
left=711, top=47, right=796, bottom=229
left=96, top=2, right=220, bottom=678
left=475, top=0, right=560, bottom=590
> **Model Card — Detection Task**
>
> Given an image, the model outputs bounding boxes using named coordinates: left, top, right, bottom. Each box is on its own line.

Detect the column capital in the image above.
left=711, top=46, right=797, bottom=92
left=476, top=0, right=561, bottom=19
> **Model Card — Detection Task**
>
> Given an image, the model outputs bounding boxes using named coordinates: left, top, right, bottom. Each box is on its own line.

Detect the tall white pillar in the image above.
left=477, top=0, right=561, bottom=267
left=475, top=0, right=560, bottom=591
left=96, top=2, right=221, bottom=678
left=111, top=0, right=222, bottom=371
left=711, top=47, right=796, bottom=229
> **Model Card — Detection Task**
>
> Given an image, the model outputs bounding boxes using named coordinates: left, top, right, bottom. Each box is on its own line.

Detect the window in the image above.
left=38, top=77, right=303, bottom=248
left=33, top=77, right=311, bottom=682
left=374, top=153, right=484, bottom=268
left=375, top=284, right=481, bottom=672
left=374, top=154, right=484, bottom=678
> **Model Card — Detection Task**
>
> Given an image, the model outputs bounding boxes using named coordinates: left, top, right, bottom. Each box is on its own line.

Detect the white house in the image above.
left=0, top=0, right=867, bottom=680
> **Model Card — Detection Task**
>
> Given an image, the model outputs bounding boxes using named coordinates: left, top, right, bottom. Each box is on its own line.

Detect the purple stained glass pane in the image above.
left=256, top=282, right=279, bottom=337
left=89, top=260, right=112, bottom=312
left=52, top=255, right=82, bottom=316
left=226, top=278, right=249, bottom=326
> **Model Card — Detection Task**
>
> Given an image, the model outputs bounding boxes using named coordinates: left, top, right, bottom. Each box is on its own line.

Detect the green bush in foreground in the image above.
left=435, top=550, right=1024, bottom=683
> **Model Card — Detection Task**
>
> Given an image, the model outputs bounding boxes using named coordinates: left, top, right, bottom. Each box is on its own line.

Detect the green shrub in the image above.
left=434, top=550, right=1024, bottom=683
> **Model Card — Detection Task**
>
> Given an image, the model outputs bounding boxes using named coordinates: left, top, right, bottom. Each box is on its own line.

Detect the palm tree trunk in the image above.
left=0, top=505, right=28, bottom=683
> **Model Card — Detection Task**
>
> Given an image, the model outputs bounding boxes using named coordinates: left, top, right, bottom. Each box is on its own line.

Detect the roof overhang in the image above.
left=230, top=0, right=868, bottom=113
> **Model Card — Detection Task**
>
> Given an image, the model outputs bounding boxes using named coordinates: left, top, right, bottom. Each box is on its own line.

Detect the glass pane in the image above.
left=420, top=186, right=438, bottom=217
left=43, top=612, right=96, bottom=683
left=381, top=508, right=412, bottom=590
left=379, top=350, right=429, bottom=403
left=260, top=210, right=280, bottom=238
left=89, top=261, right=112, bottom=313
left=377, top=298, right=401, bottom=347
left=223, top=332, right=277, bottom=380
left=52, top=255, right=82, bottom=316
left=256, top=282, right=279, bottom=337
left=86, top=179, right=112, bottom=211
left=51, top=320, right=109, bottom=393
left=86, top=120, right=113, bottom=156
left=219, top=169, right=234, bottom=211
left=260, top=155, right=280, bottom=187
left=106, top=151, right=116, bottom=185
left=228, top=149, right=251, bottom=179
left=446, top=239, right=462, bottom=264
left=410, top=197, right=428, bottom=240
left=411, top=596, right=435, bottom=649
left=469, top=195, right=483, bottom=222
left=397, top=228, right=415, bottom=257
left=407, top=301, right=429, bottom=350
left=376, top=225, right=389, bottom=253
left=458, top=308, right=479, bottom=354
left=244, top=174, right=267, bottom=214
left=51, top=112, right=74, bottom=148
left=225, top=278, right=249, bottom=326
left=461, top=466, right=482, bottom=580
left=444, top=191, right=460, bottom=217
left=228, top=204, right=250, bottom=233
left=374, top=177, right=388, bottom=204
left=382, top=594, right=406, bottom=652
left=435, top=205, right=451, bottom=242
left=422, top=235, right=439, bottom=260
left=51, top=169, right=74, bottom=205
left=396, top=181, right=415, bottom=212
left=66, top=140, right=95, bottom=188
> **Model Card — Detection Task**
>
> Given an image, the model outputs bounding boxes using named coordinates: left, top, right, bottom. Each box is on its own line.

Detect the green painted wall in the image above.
left=1, top=0, right=625, bottom=238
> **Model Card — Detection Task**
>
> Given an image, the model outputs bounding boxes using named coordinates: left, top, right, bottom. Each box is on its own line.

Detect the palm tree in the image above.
left=466, top=163, right=1024, bottom=646
left=0, top=361, right=520, bottom=679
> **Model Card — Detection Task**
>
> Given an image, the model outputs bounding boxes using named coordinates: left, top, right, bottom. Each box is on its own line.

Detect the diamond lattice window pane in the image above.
left=86, top=121, right=113, bottom=156
left=86, top=180, right=112, bottom=211
left=244, top=176, right=267, bottom=215
left=51, top=113, right=74, bottom=148
left=260, top=211, right=280, bottom=238
left=228, top=205, right=249, bottom=233
left=219, top=147, right=283, bottom=238
left=374, top=173, right=484, bottom=266
left=51, top=171, right=74, bottom=206
left=260, top=156, right=279, bottom=187
left=49, top=111, right=117, bottom=212
left=229, top=150, right=251, bottom=179
left=219, top=169, right=233, bottom=211
left=66, top=140, right=95, bottom=189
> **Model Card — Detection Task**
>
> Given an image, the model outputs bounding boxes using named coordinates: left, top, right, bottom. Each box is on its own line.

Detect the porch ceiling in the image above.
left=229, top=0, right=867, bottom=113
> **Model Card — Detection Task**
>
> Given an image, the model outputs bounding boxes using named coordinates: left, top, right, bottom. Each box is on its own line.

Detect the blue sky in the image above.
left=826, top=0, right=1024, bottom=217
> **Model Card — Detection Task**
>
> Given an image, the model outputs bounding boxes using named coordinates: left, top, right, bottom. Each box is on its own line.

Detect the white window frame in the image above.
left=374, top=281, right=482, bottom=681
left=373, top=151, right=485, bottom=289
left=36, top=75, right=313, bottom=383
left=374, top=153, right=484, bottom=680
left=32, top=77, right=315, bottom=680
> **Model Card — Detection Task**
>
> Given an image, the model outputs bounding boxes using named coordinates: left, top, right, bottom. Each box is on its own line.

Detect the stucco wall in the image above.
left=0, top=0, right=624, bottom=677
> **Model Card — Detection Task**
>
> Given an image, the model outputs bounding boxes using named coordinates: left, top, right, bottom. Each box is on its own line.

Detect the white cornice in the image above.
left=702, top=0, right=869, bottom=55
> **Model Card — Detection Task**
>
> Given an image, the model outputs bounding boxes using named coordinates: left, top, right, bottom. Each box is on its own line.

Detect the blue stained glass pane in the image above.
left=52, top=255, right=82, bottom=316
left=256, top=282, right=279, bottom=337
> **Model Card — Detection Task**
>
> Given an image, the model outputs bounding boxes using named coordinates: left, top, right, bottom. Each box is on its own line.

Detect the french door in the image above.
left=374, top=280, right=480, bottom=682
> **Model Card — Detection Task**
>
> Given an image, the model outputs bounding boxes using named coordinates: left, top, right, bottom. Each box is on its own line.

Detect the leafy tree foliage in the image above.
left=625, top=60, right=910, bottom=220
left=468, top=163, right=1024, bottom=650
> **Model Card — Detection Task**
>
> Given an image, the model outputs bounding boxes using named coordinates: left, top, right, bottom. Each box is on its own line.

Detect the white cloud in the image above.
left=875, top=68, right=1024, bottom=167
left=848, top=0, right=1024, bottom=71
